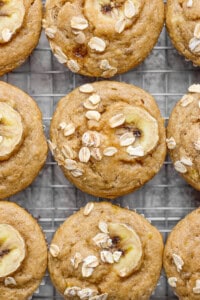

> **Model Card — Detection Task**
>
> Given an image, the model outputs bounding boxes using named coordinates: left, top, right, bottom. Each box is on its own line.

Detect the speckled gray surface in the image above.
left=1, top=15, right=200, bottom=300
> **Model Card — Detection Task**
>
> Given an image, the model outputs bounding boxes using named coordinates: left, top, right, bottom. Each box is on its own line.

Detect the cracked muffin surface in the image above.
left=167, top=84, right=200, bottom=190
left=43, top=0, right=164, bottom=77
left=48, top=202, right=164, bottom=300
left=0, top=0, right=42, bottom=75
left=50, top=81, right=166, bottom=198
left=166, top=0, right=200, bottom=66
left=0, top=81, right=48, bottom=199
left=164, top=208, right=200, bottom=300
left=0, top=201, right=47, bottom=300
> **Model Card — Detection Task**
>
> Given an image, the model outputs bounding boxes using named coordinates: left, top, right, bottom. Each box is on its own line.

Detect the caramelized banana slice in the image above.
left=108, top=223, right=142, bottom=277
left=0, top=0, right=25, bottom=43
left=0, top=224, right=26, bottom=277
left=0, top=102, right=23, bottom=161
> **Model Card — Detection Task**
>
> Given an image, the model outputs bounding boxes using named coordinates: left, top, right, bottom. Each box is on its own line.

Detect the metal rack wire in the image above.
left=2, top=6, right=200, bottom=299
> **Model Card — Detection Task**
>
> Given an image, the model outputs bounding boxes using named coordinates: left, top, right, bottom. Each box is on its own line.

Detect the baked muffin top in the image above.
left=166, top=0, right=200, bottom=66
left=50, top=81, right=166, bottom=198
left=164, top=208, right=200, bottom=300
left=43, top=0, right=164, bottom=77
left=167, top=84, right=200, bottom=190
left=0, top=81, right=47, bottom=199
left=48, top=202, right=164, bottom=300
left=0, top=0, right=42, bottom=75
left=0, top=201, right=47, bottom=300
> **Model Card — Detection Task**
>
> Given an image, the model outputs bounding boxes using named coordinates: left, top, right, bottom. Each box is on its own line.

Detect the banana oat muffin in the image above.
left=166, top=0, right=200, bottom=66
left=0, top=81, right=48, bottom=199
left=0, top=0, right=42, bottom=75
left=0, top=201, right=47, bottom=300
left=164, top=208, right=200, bottom=300
left=167, top=84, right=200, bottom=190
left=43, top=0, right=164, bottom=77
left=48, top=202, right=164, bottom=300
left=49, top=81, right=166, bottom=198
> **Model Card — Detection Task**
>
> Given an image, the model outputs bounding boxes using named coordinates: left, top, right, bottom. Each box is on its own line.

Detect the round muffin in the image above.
left=0, top=201, right=47, bottom=300
left=167, top=84, right=200, bottom=190
left=43, top=0, right=164, bottom=77
left=48, top=202, right=164, bottom=300
left=0, top=81, right=48, bottom=199
left=49, top=81, right=166, bottom=199
left=0, top=0, right=42, bottom=76
left=166, top=0, right=200, bottom=66
left=164, top=208, right=200, bottom=300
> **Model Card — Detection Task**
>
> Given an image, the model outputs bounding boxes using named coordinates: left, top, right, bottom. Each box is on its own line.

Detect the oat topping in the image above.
left=78, top=288, right=98, bottom=299
left=65, top=159, right=78, bottom=170
left=59, top=122, right=67, bottom=130
left=180, top=95, right=194, bottom=107
left=70, top=16, right=89, bottom=30
left=83, top=202, right=94, bottom=216
left=90, top=148, right=102, bottom=161
left=113, top=251, right=122, bottom=262
left=67, top=60, right=80, bottom=73
left=85, top=111, right=101, bottom=121
left=168, top=277, right=177, bottom=288
left=100, top=250, right=114, bottom=264
left=4, top=277, right=17, bottom=286
left=82, top=264, right=94, bottom=278
left=180, top=157, right=193, bottom=166
left=193, top=279, right=200, bottom=294
left=64, top=286, right=81, bottom=297
left=187, top=0, right=193, bottom=7
left=84, top=99, right=99, bottom=110
left=49, top=244, right=60, bottom=257
left=82, top=131, right=101, bottom=147
left=89, top=94, right=101, bottom=105
left=48, top=140, right=56, bottom=155
left=63, top=123, right=75, bottom=137
left=120, top=132, right=135, bottom=146
left=172, top=254, right=184, bottom=272
left=103, top=147, right=118, bottom=157
left=174, top=161, right=187, bottom=174
left=79, top=147, right=91, bottom=163
left=124, top=0, right=136, bottom=18
left=52, top=45, right=68, bottom=64
left=74, top=31, right=86, bottom=44
left=115, top=18, right=126, bottom=33
left=98, top=221, right=108, bottom=234
left=93, top=233, right=112, bottom=248
left=83, top=255, right=99, bottom=268
left=188, top=84, right=200, bottom=93
left=71, top=252, right=83, bottom=269
left=166, top=137, right=176, bottom=150
left=189, top=38, right=200, bottom=54
left=71, top=168, right=83, bottom=177
left=45, top=26, right=57, bottom=39
left=109, top=113, right=125, bottom=128
left=62, top=145, right=75, bottom=159
left=126, top=145, right=144, bottom=157
left=102, top=68, right=118, bottom=78
left=88, top=37, right=106, bottom=52
left=100, top=59, right=112, bottom=71
left=194, top=24, right=200, bottom=40
left=79, top=84, right=94, bottom=94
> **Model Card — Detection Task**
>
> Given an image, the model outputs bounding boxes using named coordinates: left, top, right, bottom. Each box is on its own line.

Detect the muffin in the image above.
left=0, top=201, right=47, bottom=300
left=167, top=84, right=200, bottom=190
left=49, top=81, right=166, bottom=199
left=164, top=208, right=200, bottom=300
left=0, top=0, right=42, bottom=75
left=0, top=81, right=48, bottom=199
left=43, top=0, right=164, bottom=77
left=166, top=0, right=200, bottom=66
left=48, top=202, right=164, bottom=300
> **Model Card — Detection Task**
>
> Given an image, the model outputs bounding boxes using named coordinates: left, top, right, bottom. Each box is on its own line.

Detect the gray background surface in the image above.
left=2, top=7, right=200, bottom=299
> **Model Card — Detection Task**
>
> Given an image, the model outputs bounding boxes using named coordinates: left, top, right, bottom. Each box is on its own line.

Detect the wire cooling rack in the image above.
left=2, top=2, right=200, bottom=298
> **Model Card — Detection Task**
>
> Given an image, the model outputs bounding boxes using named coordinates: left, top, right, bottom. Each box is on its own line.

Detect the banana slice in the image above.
left=84, top=0, right=140, bottom=35
left=108, top=223, right=142, bottom=277
left=0, top=0, right=25, bottom=44
left=0, top=102, right=24, bottom=161
left=0, top=224, right=26, bottom=277
left=124, top=106, right=159, bottom=155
